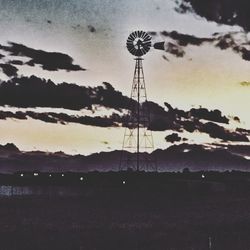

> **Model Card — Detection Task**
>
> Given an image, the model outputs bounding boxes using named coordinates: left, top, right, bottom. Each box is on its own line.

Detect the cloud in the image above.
left=150, top=103, right=248, bottom=142
left=0, top=76, right=132, bottom=110
left=162, top=55, right=169, bottom=61
left=236, top=127, right=250, bottom=135
left=175, top=0, right=250, bottom=31
left=189, top=108, right=229, bottom=124
left=200, top=122, right=249, bottom=142
left=8, top=60, right=24, bottom=66
left=160, top=31, right=214, bottom=46
left=0, top=77, right=247, bottom=142
left=87, top=25, right=96, bottom=33
left=0, top=110, right=119, bottom=127
left=153, top=31, right=250, bottom=63
left=0, top=63, right=18, bottom=77
left=0, top=42, right=85, bottom=71
left=27, top=111, right=117, bottom=127
left=240, top=81, right=250, bottom=86
left=0, top=105, right=247, bottom=143
left=153, top=31, right=215, bottom=58
left=164, top=103, right=229, bottom=124
left=0, top=110, right=27, bottom=120
left=165, top=133, right=182, bottom=143
left=165, top=42, right=185, bottom=57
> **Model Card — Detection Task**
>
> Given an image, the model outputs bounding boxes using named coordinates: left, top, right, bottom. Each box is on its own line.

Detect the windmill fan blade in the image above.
left=143, top=37, right=151, bottom=42
left=127, top=43, right=134, bottom=47
left=131, top=47, right=137, bottom=55
left=127, top=38, right=134, bottom=43
left=142, top=32, right=147, bottom=40
left=130, top=32, right=137, bottom=40
left=141, top=47, right=146, bottom=55
left=126, top=31, right=152, bottom=57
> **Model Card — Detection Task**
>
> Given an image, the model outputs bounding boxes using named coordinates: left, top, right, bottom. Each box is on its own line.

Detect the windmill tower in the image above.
left=120, top=31, right=157, bottom=172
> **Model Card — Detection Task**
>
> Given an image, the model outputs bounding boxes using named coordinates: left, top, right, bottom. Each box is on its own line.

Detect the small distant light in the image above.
left=49, top=174, right=52, bottom=177
left=80, top=177, right=83, bottom=181
left=20, top=173, right=24, bottom=177
left=34, top=173, right=38, bottom=176
left=61, top=174, right=64, bottom=177
left=202, top=174, right=205, bottom=179
left=122, top=180, right=126, bottom=185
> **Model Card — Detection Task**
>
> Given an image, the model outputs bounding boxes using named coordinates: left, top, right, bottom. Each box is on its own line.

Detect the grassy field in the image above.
left=0, top=174, right=250, bottom=250
left=1, top=176, right=250, bottom=250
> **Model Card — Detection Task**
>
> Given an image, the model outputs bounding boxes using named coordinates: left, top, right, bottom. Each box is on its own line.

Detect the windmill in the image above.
left=120, top=31, right=157, bottom=172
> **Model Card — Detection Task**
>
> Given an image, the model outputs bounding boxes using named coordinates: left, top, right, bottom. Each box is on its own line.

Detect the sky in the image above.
left=0, top=0, right=249, bottom=155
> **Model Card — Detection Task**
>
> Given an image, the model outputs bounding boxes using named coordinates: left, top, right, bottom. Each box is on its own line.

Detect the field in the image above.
left=0, top=172, right=250, bottom=249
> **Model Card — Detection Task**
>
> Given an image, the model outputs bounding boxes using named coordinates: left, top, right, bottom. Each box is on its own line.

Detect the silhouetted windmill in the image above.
left=120, top=31, right=157, bottom=172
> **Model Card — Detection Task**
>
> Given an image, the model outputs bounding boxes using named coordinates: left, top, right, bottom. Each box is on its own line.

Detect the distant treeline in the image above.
left=0, top=171, right=250, bottom=191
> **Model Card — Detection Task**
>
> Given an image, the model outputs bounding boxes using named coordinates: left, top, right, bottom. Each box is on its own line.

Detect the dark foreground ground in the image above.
left=1, top=171, right=250, bottom=250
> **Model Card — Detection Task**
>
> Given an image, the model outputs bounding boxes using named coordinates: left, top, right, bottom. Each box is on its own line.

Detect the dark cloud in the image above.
left=240, top=81, right=250, bottom=87
left=8, top=60, right=24, bottom=66
left=0, top=77, right=247, bottom=142
left=28, top=111, right=117, bottom=127
left=236, top=127, right=250, bottom=135
left=200, top=122, right=249, bottom=142
left=165, top=133, right=182, bottom=143
left=160, top=31, right=214, bottom=46
left=88, top=25, right=96, bottom=33
left=214, top=33, right=250, bottom=62
left=233, top=116, right=240, bottom=122
left=72, top=24, right=81, bottom=30
left=164, top=103, right=229, bottom=124
left=162, top=55, right=169, bottom=61
left=150, top=103, right=248, bottom=142
left=177, top=118, right=248, bottom=142
left=175, top=0, right=250, bottom=31
left=189, top=108, right=229, bottom=124
left=165, top=42, right=185, bottom=57
left=0, top=42, right=85, bottom=71
left=153, top=31, right=214, bottom=58
left=0, top=76, right=132, bottom=110
left=0, top=110, right=118, bottom=127
left=153, top=31, right=250, bottom=62
left=0, top=110, right=27, bottom=120
left=215, top=33, right=236, bottom=50
left=0, top=106, right=247, bottom=143
left=0, top=63, right=18, bottom=77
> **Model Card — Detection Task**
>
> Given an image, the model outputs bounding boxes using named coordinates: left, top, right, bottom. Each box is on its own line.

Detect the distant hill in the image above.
left=0, top=143, right=249, bottom=173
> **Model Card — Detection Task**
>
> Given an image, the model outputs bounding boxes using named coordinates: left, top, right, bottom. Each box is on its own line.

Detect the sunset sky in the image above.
left=0, top=0, right=249, bottom=155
